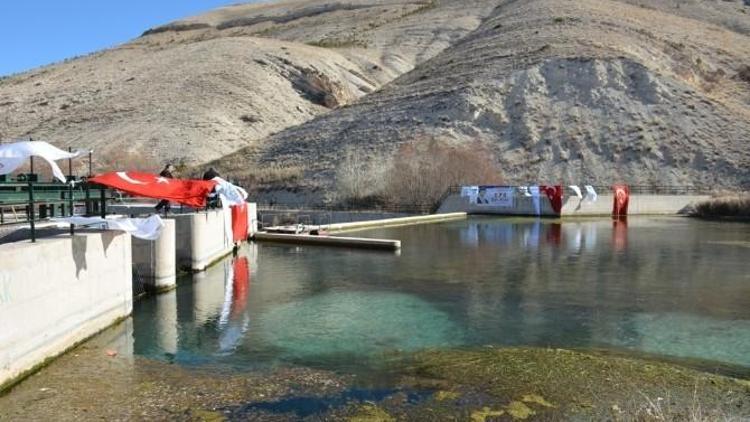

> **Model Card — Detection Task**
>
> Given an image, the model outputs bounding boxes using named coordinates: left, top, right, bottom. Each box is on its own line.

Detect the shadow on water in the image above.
left=224, top=387, right=433, bottom=418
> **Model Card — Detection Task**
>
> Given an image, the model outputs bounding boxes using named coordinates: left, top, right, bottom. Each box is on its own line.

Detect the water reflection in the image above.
left=133, top=217, right=750, bottom=372
left=218, top=256, right=250, bottom=354
left=152, top=291, right=178, bottom=356
left=612, top=217, right=628, bottom=252
left=133, top=246, right=259, bottom=365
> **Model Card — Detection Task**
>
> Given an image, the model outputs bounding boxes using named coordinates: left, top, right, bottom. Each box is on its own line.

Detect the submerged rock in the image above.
left=258, top=291, right=464, bottom=361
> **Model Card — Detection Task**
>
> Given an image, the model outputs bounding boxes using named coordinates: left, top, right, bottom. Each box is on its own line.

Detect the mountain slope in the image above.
left=0, top=0, right=496, bottom=169
left=216, top=0, right=750, bottom=189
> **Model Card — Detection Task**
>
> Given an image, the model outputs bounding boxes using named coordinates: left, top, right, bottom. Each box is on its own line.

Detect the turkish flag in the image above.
left=89, top=171, right=218, bottom=208
left=612, top=184, right=630, bottom=216
left=540, top=185, right=564, bottom=214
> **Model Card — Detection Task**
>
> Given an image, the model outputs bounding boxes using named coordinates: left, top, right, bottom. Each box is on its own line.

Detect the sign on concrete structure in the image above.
left=475, top=187, right=514, bottom=207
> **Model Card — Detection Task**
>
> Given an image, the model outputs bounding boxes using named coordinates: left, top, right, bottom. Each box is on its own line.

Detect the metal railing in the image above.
left=256, top=202, right=434, bottom=214
left=445, top=184, right=727, bottom=196
left=1, top=181, right=111, bottom=243
left=0, top=143, right=106, bottom=243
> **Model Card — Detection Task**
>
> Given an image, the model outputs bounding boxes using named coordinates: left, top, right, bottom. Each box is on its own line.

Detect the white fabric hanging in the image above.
left=569, top=185, right=583, bottom=199
left=584, top=185, right=598, bottom=203
left=212, top=177, right=248, bottom=206
left=211, top=177, right=249, bottom=246
left=52, top=215, right=165, bottom=240
left=529, top=186, right=541, bottom=216
left=0, top=141, right=82, bottom=183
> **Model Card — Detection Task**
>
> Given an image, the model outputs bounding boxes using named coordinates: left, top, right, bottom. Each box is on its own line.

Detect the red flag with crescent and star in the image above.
left=89, top=171, right=218, bottom=208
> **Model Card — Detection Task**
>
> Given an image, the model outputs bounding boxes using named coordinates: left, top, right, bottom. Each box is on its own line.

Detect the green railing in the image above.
left=0, top=180, right=110, bottom=243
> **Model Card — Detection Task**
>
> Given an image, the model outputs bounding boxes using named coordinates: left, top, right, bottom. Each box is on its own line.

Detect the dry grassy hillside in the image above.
left=0, top=0, right=495, bottom=170
left=215, top=0, right=750, bottom=193
left=1, top=0, right=748, bottom=196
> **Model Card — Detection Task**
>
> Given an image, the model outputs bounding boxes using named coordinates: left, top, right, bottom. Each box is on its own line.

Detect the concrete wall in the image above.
left=170, top=209, right=233, bottom=272
left=0, top=231, right=133, bottom=390
left=561, top=194, right=709, bottom=216
left=131, top=219, right=176, bottom=292
left=438, top=194, right=557, bottom=216
left=438, top=193, right=710, bottom=217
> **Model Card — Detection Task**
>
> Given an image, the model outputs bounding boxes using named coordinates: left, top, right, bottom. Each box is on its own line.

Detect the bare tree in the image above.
left=334, top=146, right=389, bottom=203
left=382, top=136, right=503, bottom=208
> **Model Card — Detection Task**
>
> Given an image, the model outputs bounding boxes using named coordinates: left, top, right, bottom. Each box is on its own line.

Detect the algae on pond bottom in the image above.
left=404, top=347, right=750, bottom=420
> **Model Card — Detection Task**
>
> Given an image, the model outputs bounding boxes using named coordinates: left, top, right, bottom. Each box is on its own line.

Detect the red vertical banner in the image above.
left=612, top=185, right=630, bottom=217
left=540, top=185, right=564, bottom=215
left=231, top=203, right=249, bottom=243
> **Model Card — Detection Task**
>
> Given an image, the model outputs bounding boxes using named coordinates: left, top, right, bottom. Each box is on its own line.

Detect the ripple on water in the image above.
left=257, top=291, right=465, bottom=361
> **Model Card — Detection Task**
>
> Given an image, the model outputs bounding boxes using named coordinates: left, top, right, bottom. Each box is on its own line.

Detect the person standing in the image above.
left=155, top=164, right=175, bottom=212
left=202, top=167, right=221, bottom=209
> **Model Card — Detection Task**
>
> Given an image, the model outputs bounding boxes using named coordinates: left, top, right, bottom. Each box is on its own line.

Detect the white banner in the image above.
left=475, top=187, right=514, bottom=207
left=0, top=141, right=82, bottom=183
left=52, top=215, right=165, bottom=240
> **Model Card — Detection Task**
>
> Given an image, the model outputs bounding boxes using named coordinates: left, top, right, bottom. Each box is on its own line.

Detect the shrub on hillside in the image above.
left=234, top=164, right=305, bottom=190
left=738, top=65, right=750, bottom=84
left=692, top=193, right=750, bottom=218
left=95, top=150, right=164, bottom=174
left=334, top=136, right=503, bottom=210
left=382, top=137, right=503, bottom=210
left=334, top=146, right=390, bottom=204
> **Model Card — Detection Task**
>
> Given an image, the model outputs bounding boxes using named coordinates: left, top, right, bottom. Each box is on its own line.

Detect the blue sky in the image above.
left=0, top=1, right=254, bottom=76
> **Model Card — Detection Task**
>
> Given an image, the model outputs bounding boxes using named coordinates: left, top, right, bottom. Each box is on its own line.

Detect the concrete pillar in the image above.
left=132, top=219, right=177, bottom=293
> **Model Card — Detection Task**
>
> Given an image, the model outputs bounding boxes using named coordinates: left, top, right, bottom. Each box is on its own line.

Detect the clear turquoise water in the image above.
left=133, top=217, right=750, bottom=376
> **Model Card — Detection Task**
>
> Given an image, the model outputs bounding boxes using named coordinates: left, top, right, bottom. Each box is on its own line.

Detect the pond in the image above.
left=133, top=216, right=750, bottom=378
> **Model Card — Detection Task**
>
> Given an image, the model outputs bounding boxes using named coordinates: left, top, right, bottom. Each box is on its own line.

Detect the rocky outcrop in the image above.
left=1, top=0, right=748, bottom=189
left=0, top=0, right=495, bottom=170
left=216, top=0, right=750, bottom=188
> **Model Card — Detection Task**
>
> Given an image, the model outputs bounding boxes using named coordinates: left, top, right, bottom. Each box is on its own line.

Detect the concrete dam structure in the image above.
left=0, top=231, right=133, bottom=390
left=437, top=188, right=709, bottom=217
left=0, top=205, right=257, bottom=391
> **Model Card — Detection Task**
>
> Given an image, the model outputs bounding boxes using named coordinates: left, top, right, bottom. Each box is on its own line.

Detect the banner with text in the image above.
left=475, top=187, right=514, bottom=207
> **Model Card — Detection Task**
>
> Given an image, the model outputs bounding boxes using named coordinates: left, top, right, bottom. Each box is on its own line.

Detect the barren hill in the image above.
left=0, top=0, right=495, bottom=169
left=214, top=0, right=750, bottom=192
left=1, top=0, right=749, bottom=195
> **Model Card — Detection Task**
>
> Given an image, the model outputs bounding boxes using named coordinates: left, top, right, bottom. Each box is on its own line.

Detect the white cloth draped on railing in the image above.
left=212, top=177, right=248, bottom=206
left=0, top=141, right=82, bottom=183
left=52, top=215, right=165, bottom=240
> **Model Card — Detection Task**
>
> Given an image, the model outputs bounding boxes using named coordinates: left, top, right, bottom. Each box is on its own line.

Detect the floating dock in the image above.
left=255, top=212, right=467, bottom=250
left=254, top=232, right=401, bottom=251
left=323, top=212, right=467, bottom=233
